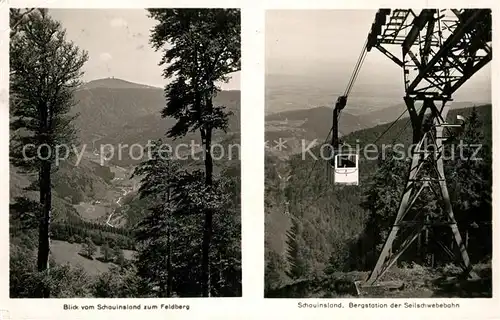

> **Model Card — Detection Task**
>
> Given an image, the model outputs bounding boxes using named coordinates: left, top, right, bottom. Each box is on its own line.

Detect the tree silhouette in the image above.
left=446, top=107, right=492, bottom=261
left=82, top=237, right=97, bottom=258
left=9, top=9, right=88, bottom=297
left=101, top=242, right=112, bottom=262
left=133, top=140, right=179, bottom=297
left=147, top=8, right=240, bottom=297
left=114, top=248, right=125, bottom=266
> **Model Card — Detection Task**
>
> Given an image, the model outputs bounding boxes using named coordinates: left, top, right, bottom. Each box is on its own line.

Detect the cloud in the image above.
left=136, top=44, right=145, bottom=50
left=99, top=52, right=113, bottom=62
left=109, top=17, right=128, bottom=28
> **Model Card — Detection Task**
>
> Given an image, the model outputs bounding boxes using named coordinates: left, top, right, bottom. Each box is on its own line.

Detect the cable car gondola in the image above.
left=328, top=95, right=359, bottom=185
left=333, top=152, right=359, bottom=185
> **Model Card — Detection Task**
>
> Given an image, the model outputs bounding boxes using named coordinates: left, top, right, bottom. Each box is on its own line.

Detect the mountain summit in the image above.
left=80, top=78, right=160, bottom=90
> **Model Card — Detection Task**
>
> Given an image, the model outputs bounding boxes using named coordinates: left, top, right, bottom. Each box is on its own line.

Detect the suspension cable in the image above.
left=336, top=39, right=369, bottom=126
left=390, top=117, right=412, bottom=146
left=344, top=38, right=368, bottom=97
left=293, top=127, right=333, bottom=201
left=346, top=51, right=367, bottom=97
left=372, top=107, right=408, bottom=145
left=288, top=38, right=369, bottom=207
left=335, top=35, right=410, bottom=155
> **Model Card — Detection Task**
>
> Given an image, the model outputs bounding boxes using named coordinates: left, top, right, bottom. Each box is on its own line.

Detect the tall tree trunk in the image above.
left=166, top=188, right=173, bottom=297
left=37, top=97, right=52, bottom=297
left=37, top=160, right=51, bottom=297
left=202, top=124, right=213, bottom=297
left=465, top=229, right=469, bottom=249
left=166, top=228, right=172, bottom=297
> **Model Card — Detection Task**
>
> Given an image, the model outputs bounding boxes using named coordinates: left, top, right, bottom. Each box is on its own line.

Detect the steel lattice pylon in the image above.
left=364, top=8, right=492, bottom=285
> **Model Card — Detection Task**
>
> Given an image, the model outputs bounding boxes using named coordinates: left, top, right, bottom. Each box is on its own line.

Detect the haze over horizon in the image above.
left=49, top=9, right=240, bottom=91
left=266, top=10, right=491, bottom=109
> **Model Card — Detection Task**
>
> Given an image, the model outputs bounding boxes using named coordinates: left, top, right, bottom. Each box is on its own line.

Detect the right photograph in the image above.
left=264, top=9, right=492, bottom=298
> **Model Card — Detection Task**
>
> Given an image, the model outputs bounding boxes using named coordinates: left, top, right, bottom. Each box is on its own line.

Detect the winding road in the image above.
left=105, top=166, right=139, bottom=227
left=106, top=186, right=130, bottom=227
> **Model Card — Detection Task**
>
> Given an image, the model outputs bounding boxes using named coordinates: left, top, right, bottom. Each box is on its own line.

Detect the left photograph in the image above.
left=9, top=8, right=241, bottom=298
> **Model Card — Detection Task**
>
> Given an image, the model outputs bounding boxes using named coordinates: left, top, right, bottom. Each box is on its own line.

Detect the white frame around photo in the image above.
left=1, top=0, right=499, bottom=319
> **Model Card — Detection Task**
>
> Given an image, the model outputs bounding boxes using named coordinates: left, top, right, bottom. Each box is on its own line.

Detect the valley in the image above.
left=10, top=78, right=242, bottom=277
left=71, top=154, right=139, bottom=228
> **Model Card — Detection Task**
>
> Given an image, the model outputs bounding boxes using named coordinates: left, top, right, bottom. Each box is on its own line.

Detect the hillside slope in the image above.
left=72, top=79, right=241, bottom=166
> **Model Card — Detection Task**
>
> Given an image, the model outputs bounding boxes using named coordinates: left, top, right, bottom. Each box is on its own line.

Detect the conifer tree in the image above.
left=147, top=8, right=240, bottom=297
left=132, top=140, right=179, bottom=297
left=9, top=9, right=88, bottom=297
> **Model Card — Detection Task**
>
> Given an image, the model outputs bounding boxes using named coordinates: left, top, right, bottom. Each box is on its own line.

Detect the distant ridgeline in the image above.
left=72, top=79, right=241, bottom=167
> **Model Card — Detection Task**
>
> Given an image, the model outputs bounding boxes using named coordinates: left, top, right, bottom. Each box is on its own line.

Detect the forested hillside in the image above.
left=72, top=84, right=240, bottom=167
left=265, top=104, right=492, bottom=297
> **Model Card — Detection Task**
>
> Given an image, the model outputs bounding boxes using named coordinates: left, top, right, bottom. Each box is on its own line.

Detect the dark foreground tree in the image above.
left=148, top=8, right=241, bottom=297
left=10, top=9, right=88, bottom=296
left=9, top=8, right=42, bottom=37
left=446, top=108, right=492, bottom=261
left=82, top=237, right=97, bottom=258
left=101, top=242, right=112, bottom=262
left=358, top=149, right=408, bottom=261
left=132, top=140, right=240, bottom=297
left=132, top=140, right=180, bottom=297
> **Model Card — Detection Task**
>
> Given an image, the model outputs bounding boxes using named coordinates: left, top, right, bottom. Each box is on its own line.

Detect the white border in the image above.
left=0, top=0, right=498, bottom=319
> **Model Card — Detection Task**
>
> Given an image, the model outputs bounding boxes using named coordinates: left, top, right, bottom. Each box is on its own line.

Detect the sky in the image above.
left=265, top=10, right=491, bottom=102
left=49, top=9, right=240, bottom=90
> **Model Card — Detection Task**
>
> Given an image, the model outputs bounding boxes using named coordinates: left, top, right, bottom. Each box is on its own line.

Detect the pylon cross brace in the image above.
left=365, top=98, right=475, bottom=285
